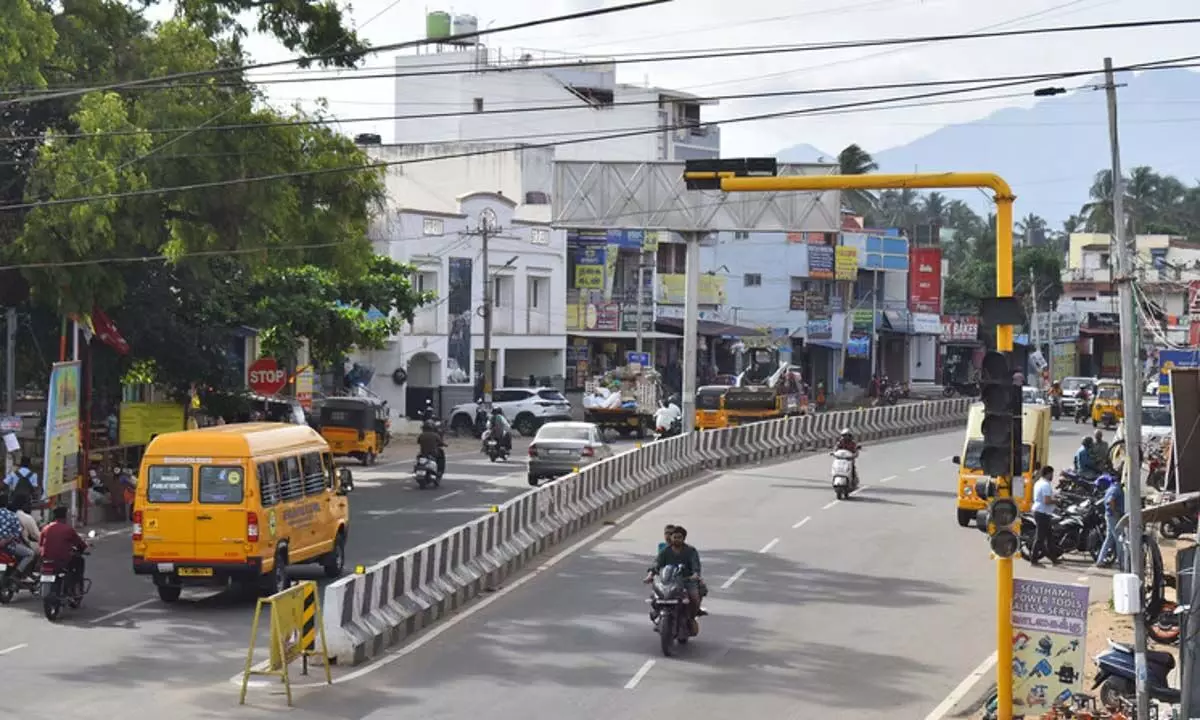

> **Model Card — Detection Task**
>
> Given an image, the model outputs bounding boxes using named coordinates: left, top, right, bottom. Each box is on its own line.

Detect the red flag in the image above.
left=91, top=306, right=130, bottom=355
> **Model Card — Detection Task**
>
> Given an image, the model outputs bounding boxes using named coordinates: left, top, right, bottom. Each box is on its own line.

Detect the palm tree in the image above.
left=1126, top=166, right=1160, bottom=235
left=922, top=192, right=948, bottom=223
left=837, top=144, right=879, bottom=215
left=1080, top=169, right=1120, bottom=233
left=1015, top=213, right=1049, bottom=247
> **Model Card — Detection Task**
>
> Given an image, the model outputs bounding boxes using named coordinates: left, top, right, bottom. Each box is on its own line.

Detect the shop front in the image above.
left=1079, top=312, right=1120, bottom=378
left=939, top=315, right=981, bottom=387
left=878, top=311, right=913, bottom=382
left=909, top=312, right=941, bottom=383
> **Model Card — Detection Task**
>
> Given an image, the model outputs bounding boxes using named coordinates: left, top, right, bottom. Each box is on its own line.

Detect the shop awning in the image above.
left=806, top=339, right=841, bottom=350
left=567, top=330, right=678, bottom=340
left=881, top=311, right=911, bottom=334
left=655, top=318, right=764, bottom=338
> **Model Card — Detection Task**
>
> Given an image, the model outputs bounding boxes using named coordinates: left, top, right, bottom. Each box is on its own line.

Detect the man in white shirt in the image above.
left=1029, top=466, right=1062, bottom=566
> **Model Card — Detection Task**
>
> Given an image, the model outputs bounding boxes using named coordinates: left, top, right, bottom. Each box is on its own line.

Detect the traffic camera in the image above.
left=973, top=478, right=1022, bottom=558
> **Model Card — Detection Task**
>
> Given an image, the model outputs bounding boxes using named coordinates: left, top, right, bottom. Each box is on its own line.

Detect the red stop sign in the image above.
left=248, top=357, right=287, bottom=396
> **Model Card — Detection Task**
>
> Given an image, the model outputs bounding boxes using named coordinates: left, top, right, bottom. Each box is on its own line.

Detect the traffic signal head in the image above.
left=979, top=351, right=1015, bottom=477
left=985, top=498, right=1021, bottom=558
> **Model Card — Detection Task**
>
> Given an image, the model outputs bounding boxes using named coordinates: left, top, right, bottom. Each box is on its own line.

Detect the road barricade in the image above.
left=322, top=397, right=972, bottom=665
left=239, top=580, right=331, bottom=706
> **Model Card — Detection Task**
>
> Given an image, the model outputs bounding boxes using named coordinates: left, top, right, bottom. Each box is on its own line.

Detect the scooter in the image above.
left=413, top=454, right=441, bottom=489
left=0, top=548, right=41, bottom=604
left=483, top=432, right=508, bottom=462
left=655, top=416, right=682, bottom=441
left=41, top=530, right=96, bottom=622
left=1092, top=639, right=1180, bottom=707
left=830, top=448, right=859, bottom=500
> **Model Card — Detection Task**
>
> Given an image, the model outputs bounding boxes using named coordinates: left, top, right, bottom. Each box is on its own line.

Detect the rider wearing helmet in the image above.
left=1074, top=436, right=1100, bottom=479
left=836, top=428, right=860, bottom=486
left=488, top=407, right=513, bottom=452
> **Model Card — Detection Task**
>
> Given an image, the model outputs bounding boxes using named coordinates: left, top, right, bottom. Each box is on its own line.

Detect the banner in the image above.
left=1158, top=349, right=1200, bottom=406
left=1010, top=579, right=1089, bottom=713
left=604, top=243, right=620, bottom=300
left=834, top=246, right=859, bottom=281
left=809, top=245, right=834, bottom=279
left=575, top=245, right=605, bottom=290
left=296, top=366, right=314, bottom=411
left=446, top=257, right=474, bottom=384
left=940, top=315, right=979, bottom=343
left=1051, top=342, right=1077, bottom=384
left=807, top=314, right=832, bottom=339
left=43, top=361, right=81, bottom=500
left=657, top=274, right=726, bottom=305
left=909, top=247, right=942, bottom=313
left=118, top=402, right=185, bottom=446
left=852, top=309, right=874, bottom=332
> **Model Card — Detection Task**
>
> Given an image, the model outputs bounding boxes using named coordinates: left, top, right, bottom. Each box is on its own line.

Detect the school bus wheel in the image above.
left=157, top=584, right=182, bottom=603
left=323, top=530, right=347, bottom=579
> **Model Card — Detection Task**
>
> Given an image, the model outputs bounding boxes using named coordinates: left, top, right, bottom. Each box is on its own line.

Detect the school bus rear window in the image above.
left=199, top=466, right=245, bottom=504
left=147, top=466, right=193, bottom=503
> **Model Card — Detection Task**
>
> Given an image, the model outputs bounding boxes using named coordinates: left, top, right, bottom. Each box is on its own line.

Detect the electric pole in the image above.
left=478, top=208, right=497, bottom=407
left=1104, top=55, right=1149, bottom=718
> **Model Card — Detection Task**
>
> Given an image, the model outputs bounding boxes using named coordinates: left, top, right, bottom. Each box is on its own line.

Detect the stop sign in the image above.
left=248, top=357, right=287, bottom=396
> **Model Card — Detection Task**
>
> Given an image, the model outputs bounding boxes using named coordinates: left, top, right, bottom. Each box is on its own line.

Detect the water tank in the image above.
left=450, top=14, right=478, bottom=41
left=426, top=11, right=451, bottom=40
left=354, top=133, right=381, bottom=146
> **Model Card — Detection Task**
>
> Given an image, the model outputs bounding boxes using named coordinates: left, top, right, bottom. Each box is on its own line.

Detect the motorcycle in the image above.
left=41, top=530, right=95, bottom=622
left=1092, top=639, right=1180, bottom=707
left=647, top=564, right=696, bottom=657
left=412, top=454, right=441, bottom=489
left=1050, top=396, right=1063, bottom=420
left=655, top=416, right=682, bottom=441
left=1160, top=508, right=1196, bottom=539
left=1073, top=398, right=1091, bottom=424
left=0, top=548, right=41, bottom=604
left=943, top=381, right=979, bottom=398
left=830, top=447, right=859, bottom=500
left=881, top=386, right=900, bottom=405
left=1018, top=497, right=1104, bottom=562
left=483, top=432, right=508, bottom=462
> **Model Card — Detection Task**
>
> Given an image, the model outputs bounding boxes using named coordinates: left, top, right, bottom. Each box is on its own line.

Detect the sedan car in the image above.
left=527, top=421, right=613, bottom=486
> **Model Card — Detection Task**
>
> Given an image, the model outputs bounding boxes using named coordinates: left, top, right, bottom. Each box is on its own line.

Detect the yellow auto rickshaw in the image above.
left=1090, top=379, right=1124, bottom=429
left=318, top=396, right=390, bottom=465
left=694, top=385, right=731, bottom=430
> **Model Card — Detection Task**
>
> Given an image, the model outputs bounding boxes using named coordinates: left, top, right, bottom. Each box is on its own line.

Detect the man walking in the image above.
left=1030, top=466, right=1062, bottom=566
left=3, top=458, right=39, bottom=499
left=1094, top=474, right=1124, bottom=568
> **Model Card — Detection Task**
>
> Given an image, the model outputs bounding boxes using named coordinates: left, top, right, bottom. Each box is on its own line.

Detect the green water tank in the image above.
left=426, top=11, right=452, bottom=40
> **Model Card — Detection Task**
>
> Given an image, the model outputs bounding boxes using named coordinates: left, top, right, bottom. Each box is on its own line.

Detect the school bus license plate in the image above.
left=178, top=567, right=213, bottom=577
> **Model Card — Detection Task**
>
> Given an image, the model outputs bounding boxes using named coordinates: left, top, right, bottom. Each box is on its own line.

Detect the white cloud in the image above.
left=239, top=0, right=1199, bottom=166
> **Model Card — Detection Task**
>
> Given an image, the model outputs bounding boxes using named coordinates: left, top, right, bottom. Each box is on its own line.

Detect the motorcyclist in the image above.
left=654, top=396, right=682, bottom=436
left=39, top=506, right=88, bottom=586
left=645, top=525, right=705, bottom=631
left=10, top=494, right=39, bottom=578
left=417, top=421, right=446, bottom=477
left=1048, top=381, right=1063, bottom=417
left=0, top=497, right=35, bottom=576
left=1074, top=436, right=1100, bottom=480
left=835, top=428, right=860, bottom=487
left=1075, top=385, right=1092, bottom=421
left=420, top=398, right=436, bottom=423
left=486, top=408, right=513, bottom=452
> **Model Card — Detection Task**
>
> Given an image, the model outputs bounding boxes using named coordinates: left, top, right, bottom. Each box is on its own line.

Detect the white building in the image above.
left=356, top=191, right=566, bottom=417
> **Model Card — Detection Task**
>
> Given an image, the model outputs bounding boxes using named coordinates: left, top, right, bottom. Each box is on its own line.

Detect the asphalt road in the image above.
left=0, top=421, right=1105, bottom=719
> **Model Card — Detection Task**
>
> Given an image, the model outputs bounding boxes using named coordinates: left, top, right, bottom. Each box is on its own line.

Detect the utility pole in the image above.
left=1104, top=55, right=1150, bottom=718
left=869, top=270, right=879, bottom=378
left=1029, top=268, right=1040, bottom=384
left=681, top=232, right=701, bottom=433
left=837, top=279, right=853, bottom=390
left=478, top=208, right=498, bottom=408
left=634, top=252, right=652, bottom=356
left=4, top=307, right=15, bottom=478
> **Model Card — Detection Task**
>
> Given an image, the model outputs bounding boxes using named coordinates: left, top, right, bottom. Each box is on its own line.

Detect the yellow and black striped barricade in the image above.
left=239, top=581, right=331, bottom=706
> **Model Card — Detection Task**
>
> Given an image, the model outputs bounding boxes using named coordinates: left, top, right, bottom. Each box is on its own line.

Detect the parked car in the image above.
left=527, top=421, right=613, bottom=486
left=1022, top=386, right=1046, bottom=405
left=448, top=387, right=572, bottom=437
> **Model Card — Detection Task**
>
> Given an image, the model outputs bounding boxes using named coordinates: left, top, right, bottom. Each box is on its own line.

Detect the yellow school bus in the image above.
left=132, top=423, right=355, bottom=603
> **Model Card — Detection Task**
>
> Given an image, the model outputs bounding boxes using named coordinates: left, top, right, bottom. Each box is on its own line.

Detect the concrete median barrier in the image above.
left=322, top=398, right=971, bottom=665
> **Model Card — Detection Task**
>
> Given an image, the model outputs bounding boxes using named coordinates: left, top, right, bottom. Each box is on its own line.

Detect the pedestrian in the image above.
left=1094, top=474, right=1124, bottom=568
left=1029, top=466, right=1062, bottom=566
left=3, top=457, right=39, bottom=499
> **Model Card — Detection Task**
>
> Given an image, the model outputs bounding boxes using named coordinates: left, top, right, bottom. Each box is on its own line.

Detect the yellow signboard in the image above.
left=835, top=246, right=859, bottom=280
left=642, top=231, right=661, bottom=252
left=657, top=274, right=727, bottom=305
left=119, top=402, right=186, bottom=446
left=43, top=361, right=81, bottom=500
left=575, top=265, right=603, bottom=289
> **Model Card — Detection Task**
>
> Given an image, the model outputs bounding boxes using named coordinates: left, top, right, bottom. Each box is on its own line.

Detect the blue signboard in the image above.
left=626, top=351, right=650, bottom=367
left=1158, top=349, right=1200, bottom=406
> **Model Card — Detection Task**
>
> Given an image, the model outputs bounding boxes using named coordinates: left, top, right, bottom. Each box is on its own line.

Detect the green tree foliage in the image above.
left=0, top=1, right=428, bottom=400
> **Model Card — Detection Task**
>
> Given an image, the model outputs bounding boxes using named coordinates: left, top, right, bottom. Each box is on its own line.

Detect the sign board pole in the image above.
left=4, top=307, right=14, bottom=478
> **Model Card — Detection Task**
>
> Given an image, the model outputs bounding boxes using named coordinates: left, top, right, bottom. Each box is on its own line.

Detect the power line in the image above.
left=1, top=55, right=1187, bottom=214
left=0, top=0, right=672, bottom=108
left=6, top=16, right=1199, bottom=98
left=7, top=57, right=1198, bottom=145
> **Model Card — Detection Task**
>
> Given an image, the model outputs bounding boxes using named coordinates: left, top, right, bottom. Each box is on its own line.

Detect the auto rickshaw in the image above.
left=318, top=396, right=390, bottom=465
left=694, top=385, right=731, bottom=430
left=1090, top=379, right=1124, bottom=429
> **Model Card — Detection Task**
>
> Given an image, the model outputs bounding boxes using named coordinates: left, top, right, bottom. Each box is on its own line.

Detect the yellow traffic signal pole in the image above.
left=687, top=170, right=1017, bottom=720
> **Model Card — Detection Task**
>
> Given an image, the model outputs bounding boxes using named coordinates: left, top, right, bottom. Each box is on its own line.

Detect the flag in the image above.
left=68, top=313, right=96, bottom=343
left=91, top=306, right=130, bottom=355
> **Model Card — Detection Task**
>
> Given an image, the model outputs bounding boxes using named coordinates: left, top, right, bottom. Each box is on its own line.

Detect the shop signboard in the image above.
left=851, top=309, right=874, bottom=332
left=657, top=274, right=727, bottom=305
left=42, top=361, right=81, bottom=501
left=575, top=245, right=605, bottom=290
left=847, top=335, right=870, bottom=358
left=807, top=314, right=832, bottom=339
left=834, top=246, right=859, bottom=281
left=939, top=315, right=979, bottom=343
left=1009, top=579, right=1089, bottom=714
left=908, top=247, right=942, bottom=313
left=809, top=245, right=834, bottom=279
left=911, top=312, right=942, bottom=335
left=1158, top=349, right=1200, bottom=406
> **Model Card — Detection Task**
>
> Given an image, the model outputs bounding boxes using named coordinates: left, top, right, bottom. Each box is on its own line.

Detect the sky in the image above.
left=231, top=0, right=1200, bottom=163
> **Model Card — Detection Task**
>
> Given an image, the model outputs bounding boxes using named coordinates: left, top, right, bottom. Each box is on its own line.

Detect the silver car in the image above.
left=527, top=421, right=613, bottom=486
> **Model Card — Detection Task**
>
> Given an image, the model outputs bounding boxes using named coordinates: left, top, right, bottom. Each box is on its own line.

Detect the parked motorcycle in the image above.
left=413, top=454, right=441, bottom=489
left=943, top=381, right=979, bottom=398
left=41, top=530, right=95, bottom=622
left=1092, top=639, right=1180, bottom=707
left=830, top=448, right=859, bottom=500
left=882, top=386, right=900, bottom=405
left=1018, top=496, right=1104, bottom=562
left=1160, top=509, right=1196, bottom=539
left=647, top=564, right=696, bottom=657
left=0, top=549, right=40, bottom=604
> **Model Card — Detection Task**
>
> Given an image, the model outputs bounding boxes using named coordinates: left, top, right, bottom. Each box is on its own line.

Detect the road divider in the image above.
left=322, top=398, right=971, bottom=665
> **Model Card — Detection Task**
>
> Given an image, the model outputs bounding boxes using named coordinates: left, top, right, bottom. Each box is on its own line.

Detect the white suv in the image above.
left=448, top=387, right=572, bottom=437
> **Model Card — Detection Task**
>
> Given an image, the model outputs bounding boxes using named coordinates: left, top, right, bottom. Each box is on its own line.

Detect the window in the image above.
left=744, top=273, right=762, bottom=287
left=492, top=275, right=512, bottom=308
left=733, top=231, right=749, bottom=240
left=199, top=466, right=245, bottom=504
left=529, top=277, right=543, bottom=308
left=321, top=452, right=335, bottom=490
left=257, top=461, right=280, bottom=508
left=146, top=466, right=193, bottom=504
left=473, top=97, right=484, bottom=112
left=536, top=389, right=567, bottom=402
left=300, top=452, right=326, bottom=496
left=536, top=425, right=590, bottom=441
left=280, top=456, right=304, bottom=502
left=493, top=389, right=531, bottom=404
left=415, top=271, right=436, bottom=294
left=530, top=227, right=549, bottom=245
left=422, top=217, right=444, bottom=236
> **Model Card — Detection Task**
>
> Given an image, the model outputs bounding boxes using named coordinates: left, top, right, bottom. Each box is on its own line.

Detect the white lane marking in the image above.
left=908, top=465, right=927, bottom=472
left=821, top=500, right=839, bottom=510
left=720, top=568, right=747, bottom=590
left=624, top=659, right=656, bottom=689
left=940, top=455, right=953, bottom=462
left=923, top=650, right=998, bottom=720
left=434, top=490, right=463, bottom=502
left=0, top=644, right=28, bottom=656
left=90, top=598, right=156, bottom=624
left=230, top=471, right=721, bottom=689
left=879, top=475, right=897, bottom=484
left=850, top=485, right=869, bottom=497
left=791, top=516, right=811, bottom=530
left=759, top=538, right=780, bottom=554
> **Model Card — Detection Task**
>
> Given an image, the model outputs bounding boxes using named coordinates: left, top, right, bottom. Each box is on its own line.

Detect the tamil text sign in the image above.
left=834, top=246, right=858, bottom=281
left=908, top=247, right=942, bottom=313
left=43, top=361, right=81, bottom=500
left=1010, top=579, right=1089, bottom=713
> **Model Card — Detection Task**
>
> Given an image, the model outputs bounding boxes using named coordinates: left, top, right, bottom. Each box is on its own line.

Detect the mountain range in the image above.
left=777, top=68, right=1200, bottom=227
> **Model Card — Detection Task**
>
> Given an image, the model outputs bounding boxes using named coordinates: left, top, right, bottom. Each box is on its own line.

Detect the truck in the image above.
left=952, top=402, right=1052, bottom=528
left=582, top=367, right=660, bottom=439
left=710, top=347, right=807, bottom=427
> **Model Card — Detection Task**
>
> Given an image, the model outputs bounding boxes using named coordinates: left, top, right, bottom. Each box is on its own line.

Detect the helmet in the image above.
left=839, top=428, right=852, bottom=436
left=1096, top=473, right=1114, bottom=491
left=492, top=407, right=503, bottom=415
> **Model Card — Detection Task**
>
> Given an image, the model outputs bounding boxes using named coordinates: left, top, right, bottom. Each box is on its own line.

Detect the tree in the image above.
left=836, top=143, right=879, bottom=215
left=1016, top=213, right=1048, bottom=247
left=1080, top=169, right=1119, bottom=233
left=921, top=192, right=947, bottom=224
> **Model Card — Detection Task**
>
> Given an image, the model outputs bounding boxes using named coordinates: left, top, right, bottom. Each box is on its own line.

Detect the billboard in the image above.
left=909, top=247, right=942, bottom=313
left=657, top=274, right=727, bottom=305
left=43, top=361, right=81, bottom=500
left=834, top=246, right=859, bottom=280
left=809, top=245, right=834, bottom=279
left=446, top=257, right=474, bottom=384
